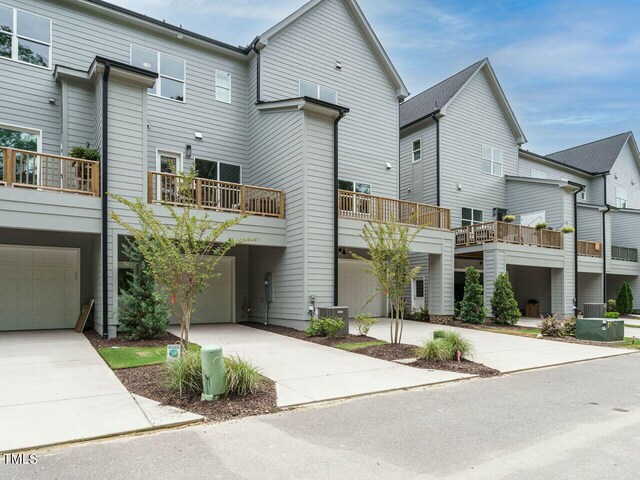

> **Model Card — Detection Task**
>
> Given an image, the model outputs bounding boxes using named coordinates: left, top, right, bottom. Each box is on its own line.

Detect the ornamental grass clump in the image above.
left=165, top=350, right=203, bottom=398
left=224, top=356, right=263, bottom=397
left=416, top=338, right=454, bottom=362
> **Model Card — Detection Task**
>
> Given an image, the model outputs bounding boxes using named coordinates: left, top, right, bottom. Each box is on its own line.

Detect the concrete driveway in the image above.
left=362, top=319, right=633, bottom=373
left=177, top=324, right=472, bottom=408
left=0, top=331, right=201, bottom=452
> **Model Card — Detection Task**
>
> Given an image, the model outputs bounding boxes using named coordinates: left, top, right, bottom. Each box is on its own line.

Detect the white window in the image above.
left=481, top=145, right=503, bottom=177
left=530, top=168, right=547, bottom=179
left=155, top=150, right=182, bottom=174
left=0, top=123, right=42, bottom=185
left=616, top=188, right=627, bottom=208
left=195, top=159, right=242, bottom=184
left=299, top=79, right=338, bottom=104
left=461, top=207, right=483, bottom=226
left=0, top=5, right=51, bottom=68
left=215, top=70, right=231, bottom=103
left=579, top=187, right=587, bottom=202
left=131, top=45, right=185, bottom=102
left=520, top=211, right=546, bottom=227
left=412, top=138, right=422, bottom=162
left=338, top=179, right=372, bottom=194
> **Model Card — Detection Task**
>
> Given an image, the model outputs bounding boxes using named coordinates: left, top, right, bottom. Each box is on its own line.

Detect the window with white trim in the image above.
left=0, top=123, right=41, bottom=183
left=0, top=5, right=51, bottom=68
left=215, top=70, right=231, bottom=103
left=530, top=168, right=547, bottom=179
left=299, top=79, right=338, bottom=104
left=131, top=45, right=185, bottom=101
left=412, top=138, right=422, bottom=162
left=461, top=207, right=483, bottom=226
left=481, top=145, right=503, bottom=176
left=616, top=188, right=627, bottom=208
left=579, top=187, right=587, bottom=202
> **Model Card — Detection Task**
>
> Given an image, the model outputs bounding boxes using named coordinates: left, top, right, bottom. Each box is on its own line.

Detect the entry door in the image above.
left=412, top=276, right=426, bottom=311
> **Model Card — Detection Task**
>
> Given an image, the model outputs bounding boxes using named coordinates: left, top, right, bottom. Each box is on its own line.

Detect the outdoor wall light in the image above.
left=186, top=144, right=192, bottom=158
left=335, top=60, right=342, bottom=70
left=385, top=162, right=392, bottom=170
left=48, top=97, right=56, bottom=105
left=194, top=131, right=203, bottom=140
left=457, top=183, right=463, bottom=191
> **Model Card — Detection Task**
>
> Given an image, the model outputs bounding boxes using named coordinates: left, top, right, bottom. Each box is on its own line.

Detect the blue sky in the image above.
left=112, top=0, right=640, bottom=154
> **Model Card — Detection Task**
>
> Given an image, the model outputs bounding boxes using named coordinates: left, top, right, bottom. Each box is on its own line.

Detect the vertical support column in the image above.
left=428, top=237, right=455, bottom=318
left=483, top=247, right=506, bottom=312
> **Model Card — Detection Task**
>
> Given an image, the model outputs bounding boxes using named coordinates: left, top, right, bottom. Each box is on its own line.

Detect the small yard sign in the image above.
left=166, top=344, right=181, bottom=362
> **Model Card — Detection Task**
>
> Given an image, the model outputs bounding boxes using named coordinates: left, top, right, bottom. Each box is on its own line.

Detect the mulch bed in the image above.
left=85, top=330, right=181, bottom=349
left=115, top=364, right=278, bottom=422
left=409, top=359, right=501, bottom=377
left=244, top=322, right=381, bottom=347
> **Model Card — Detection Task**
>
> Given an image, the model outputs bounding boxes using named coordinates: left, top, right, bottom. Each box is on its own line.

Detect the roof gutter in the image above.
left=400, top=109, right=440, bottom=132
left=334, top=110, right=348, bottom=306
left=101, top=62, right=110, bottom=339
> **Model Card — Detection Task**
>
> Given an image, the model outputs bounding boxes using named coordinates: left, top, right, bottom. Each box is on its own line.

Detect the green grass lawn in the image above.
left=98, top=343, right=201, bottom=369
left=479, top=326, right=540, bottom=338
left=335, top=340, right=387, bottom=351
left=622, top=337, right=640, bottom=350
left=625, top=323, right=640, bottom=328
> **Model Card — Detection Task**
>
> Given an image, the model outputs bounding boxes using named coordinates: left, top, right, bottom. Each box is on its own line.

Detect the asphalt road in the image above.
left=3, top=354, right=639, bottom=480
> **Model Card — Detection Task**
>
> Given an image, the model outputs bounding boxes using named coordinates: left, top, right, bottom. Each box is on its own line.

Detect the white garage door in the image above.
left=0, top=245, right=80, bottom=331
left=338, top=259, right=385, bottom=318
left=169, top=256, right=235, bottom=325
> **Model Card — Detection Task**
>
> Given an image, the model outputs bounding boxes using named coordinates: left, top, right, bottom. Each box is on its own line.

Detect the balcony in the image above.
left=577, top=240, right=601, bottom=258
left=147, top=171, right=285, bottom=218
left=337, top=189, right=450, bottom=230
left=453, top=221, right=563, bottom=249
left=1, top=147, right=99, bottom=196
left=612, top=246, right=638, bottom=262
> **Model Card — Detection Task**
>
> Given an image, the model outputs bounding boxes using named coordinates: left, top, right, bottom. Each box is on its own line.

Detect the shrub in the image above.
left=538, top=314, right=565, bottom=337
left=433, top=330, right=446, bottom=340
left=305, top=316, right=345, bottom=339
left=441, top=331, right=474, bottom=358
left=164, top=350, right=202, bottom=397
left=354, top=313, right=378, bottom=336
left=502, top=214, right=516, bottom=223
left=534, top=221, right=548, bottom=231
left=409, top=307, right=429, bottom=322
left=490, top=273, right=521, bottom=325
left=607, top=299, right=618, bottom=312
left=415, top=338, right=454, bottom=362
left=224, top=356, right=263, bottom=397
left=460, top=267, right=486, bottom=324
left=69, top=145, right=100, bottom=161
left=562, top=316, right=577, bottom=336
left=118, top=238, right=170, bottom=340
left=560, top=226, right=575, bottom=234
left=604, top=312, right=620, bottom=319
left=454, top=301, right=462, bottom=320
left=616, top=282, right=634, bottom=315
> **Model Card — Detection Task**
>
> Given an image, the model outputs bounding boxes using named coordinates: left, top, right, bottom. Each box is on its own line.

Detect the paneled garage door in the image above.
left=0, top=245, right=80, bottom=331
left=169, top=256, right=235, bottom=324
left=338, top=259, right=386, bottom=318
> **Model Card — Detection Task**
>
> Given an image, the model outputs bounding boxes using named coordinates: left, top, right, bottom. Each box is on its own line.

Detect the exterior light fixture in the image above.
left=335, top=60, right=342, bottom=70
left=186, top=145, right=192, bottom=158
left=194, top=131, right=203, bottom=140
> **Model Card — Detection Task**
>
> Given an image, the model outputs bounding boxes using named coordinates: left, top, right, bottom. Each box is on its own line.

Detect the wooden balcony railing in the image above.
left=577, top=240, right=601, bottom=258
left=337, top=189, right=450, bottom=230
left=0, top=147, right=99, bottom=196
left=148, top=171, right=285, bottom=218
left=453, top=221, right=563, bottom=249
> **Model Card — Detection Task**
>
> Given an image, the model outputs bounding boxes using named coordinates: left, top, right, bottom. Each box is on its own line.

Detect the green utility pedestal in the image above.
left=575, top=318, right=624, bottom=342
left=201, top=345, right=225, bottom=401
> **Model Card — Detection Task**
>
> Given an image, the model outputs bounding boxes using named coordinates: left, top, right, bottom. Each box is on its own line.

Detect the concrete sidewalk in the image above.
left=0, top=331, right=201, bottom=453
left=177, top=324, right=473, bottom=407
left=363, top=319, right=633, bottom=373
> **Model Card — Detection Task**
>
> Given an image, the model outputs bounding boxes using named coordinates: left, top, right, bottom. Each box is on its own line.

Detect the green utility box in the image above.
left=575, top=318, right=624, bottom=342
left=201, top=345, right=225, bottom=401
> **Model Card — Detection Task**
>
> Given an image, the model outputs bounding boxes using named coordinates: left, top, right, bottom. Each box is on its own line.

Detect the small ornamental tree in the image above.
left=352, top=219, right=421, bottom=344
left=118, top=238, right=170, bottom=340
left=110, top=167, right=254, bottom=352
left=460, top=266, right=486, bottom=324
left=490, top=273, right=521, bottom=325
left=616, top=282, right=634, bottom=316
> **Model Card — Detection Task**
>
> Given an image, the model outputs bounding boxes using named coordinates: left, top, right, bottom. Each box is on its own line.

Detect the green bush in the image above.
left=454, top=301, right=462, bottom=320
left=164, top=351, right=202, bottom=397
left=354, top=313, right=378, bottom=336
left=604, top=312, right=620, bottom=319
left=224, top=356, right=262, bottom=397
left=534, top=221, right=548, bottom=231
left=616, top=282, right=634, bottom=315
left=305, top=316, right=345, bottom=339
left=118, top=238, right=170, bottom=340
left=440, top=331, right=473, bottom=358
left=411, top=307, right=430, bottom=322
left=607, top=299, right=618, bottom=312
left=69, top=145, right=100, bottom=161
left=563, top=316, right=577, bottom=336
left=539, top=314, right=565, bottom=337
left=460, top=267, right=486, bottom=324
left=415, top=338, right=454, bottom=362
left=433, top=330, right=446, bottom=340
left=490, top=273, right=521, bottom=325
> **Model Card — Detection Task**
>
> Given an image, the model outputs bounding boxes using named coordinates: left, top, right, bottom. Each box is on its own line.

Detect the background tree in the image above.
left=111, top=167, right=253, bottom=351
left=616, top=282, right=634, bottom=315
left=118, top=238, right=170, bottom=340
left=490, top=273, right=521, bottom=325
left=352, top=219, right=421, bottom=344
left=460, top=266, right=486, bottom=324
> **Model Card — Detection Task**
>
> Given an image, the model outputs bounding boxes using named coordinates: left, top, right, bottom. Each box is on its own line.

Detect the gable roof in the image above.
left=400, top=58, right=526, bottom=144
left=258, top=0, right=409, bottom=99
left=547, top=132, right=632, bottom=174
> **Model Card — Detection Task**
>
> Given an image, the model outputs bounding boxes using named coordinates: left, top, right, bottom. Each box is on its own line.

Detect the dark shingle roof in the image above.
left=399, top=59, right=485, bottom=129
left=547, top=132, right=631, bottom=174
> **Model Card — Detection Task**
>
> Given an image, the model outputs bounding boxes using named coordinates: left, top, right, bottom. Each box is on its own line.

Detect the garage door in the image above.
left=169, top=256, right=235, bottom=325
left=338, top=259, right=386, bottom=317
left=0, top=245, right=80, bottom=331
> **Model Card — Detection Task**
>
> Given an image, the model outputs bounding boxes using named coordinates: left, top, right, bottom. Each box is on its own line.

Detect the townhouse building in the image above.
left=0, top=0, right=455, bottom=337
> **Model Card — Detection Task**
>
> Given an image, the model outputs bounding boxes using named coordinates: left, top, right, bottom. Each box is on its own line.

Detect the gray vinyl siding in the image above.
left=506, top=181, right=565, bottom=229
left=399, top=121, right=438, bottom=205
left=577, top=206, right=603, bottom=242
left=440, top=70, right=519, bottom=227
left=608, top=141, right=640, bottom=208
left=259, top=0, right=399, bottom=198
left=64, top=80, right=95, bottom=154
left=611, top=211, right=640, bottom=250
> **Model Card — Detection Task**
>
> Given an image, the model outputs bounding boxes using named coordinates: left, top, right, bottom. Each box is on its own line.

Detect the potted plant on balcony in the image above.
left=69, top=145, right=100, bottom=191
left=560, top=226, right=575, bottom=234
left=502, top=214, right=516, bottom=223
left=534, top=221, right=548, bottom=231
